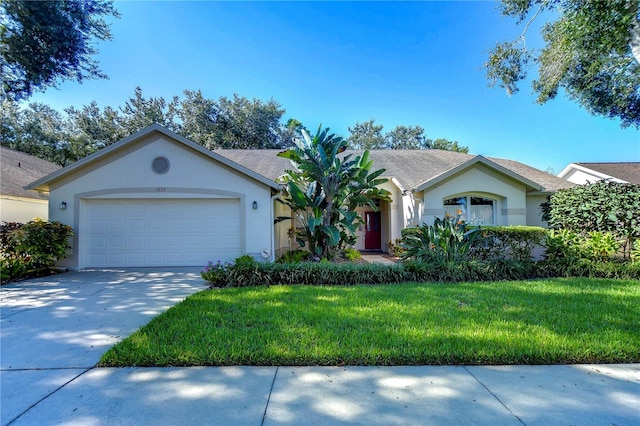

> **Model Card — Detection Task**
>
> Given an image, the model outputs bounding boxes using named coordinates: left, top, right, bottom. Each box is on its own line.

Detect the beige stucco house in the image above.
left=26, top=125, right=280, bottom=269
left=1, top=147, right=61, bottom=223
left=220, top=146, right=574, bottom=256
left=27, top=124, right=573, bottom=269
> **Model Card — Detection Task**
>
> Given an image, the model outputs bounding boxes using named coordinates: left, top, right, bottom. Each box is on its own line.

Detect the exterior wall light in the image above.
left=252, top=201, right=258, bottom=210
left=59, top=202, right=67, bottom=210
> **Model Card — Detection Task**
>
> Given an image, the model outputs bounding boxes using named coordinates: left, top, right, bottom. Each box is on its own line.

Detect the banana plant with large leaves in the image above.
left=277, top=125, right=391, bottom=259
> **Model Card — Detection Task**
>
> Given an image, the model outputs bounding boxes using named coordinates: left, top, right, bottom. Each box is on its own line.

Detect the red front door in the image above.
left=364, top=211, right=381, bottom=250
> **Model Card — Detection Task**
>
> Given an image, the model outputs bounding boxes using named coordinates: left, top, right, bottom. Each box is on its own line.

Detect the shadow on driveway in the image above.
left=1, top=268, right=208, bottom=370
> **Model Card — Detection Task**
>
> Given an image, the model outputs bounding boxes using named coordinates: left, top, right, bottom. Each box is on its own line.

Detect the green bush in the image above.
left=1, top=219, right=74, bottom=282
left=388, top=238, right=405, bottom=257
left=200, top=260, right=232, bottom=287
left=542, top=181, right=640, bottom=257
left=400, top=214, right=480, bottom=263
left=276, top=250, right=311, bottom=264
left=470, top=226, right=546, bottom=262
left=201, top=259, right=547, bottom=287
left=343, top=248, right=361, bottom=261
left=544, top=229, right=627, bottom=262
left=540, top=258, right=640, bottom=280
left=632, top=240, right=640, bottom=263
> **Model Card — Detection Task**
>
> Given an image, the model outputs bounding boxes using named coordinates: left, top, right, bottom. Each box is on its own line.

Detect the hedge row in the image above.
left=208, top=259, right=640, bottom=288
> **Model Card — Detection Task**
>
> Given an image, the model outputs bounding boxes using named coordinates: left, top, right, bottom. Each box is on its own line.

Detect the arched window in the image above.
left=444, top=196, right=495, bottom=225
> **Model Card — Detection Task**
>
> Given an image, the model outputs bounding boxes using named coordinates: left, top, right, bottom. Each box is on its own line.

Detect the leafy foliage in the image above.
left=399, top=214, right=481, bottom=263
left=1, top=88, right=295, bottom=165
left=199, top=256, right=639, bottom=288
left=485, top=0, right=640, bottom=127
left=1, top=0, right=119, bottom=101
left=471, top=226, right=546, bottom=262
left=200, top=260, right=232, bottom=288
left=347, top=119, right=469, bottom=152
left=276, top=250, right=311, bottom=264
left=277, top=126, right=391, bottom=259
left=1, top=219, right=74, bottom=281
left=542, top=181, right=640, bottom=257
left=347, top=119, right=386, bottom=149
left=343, top=248, right=362, bottom=261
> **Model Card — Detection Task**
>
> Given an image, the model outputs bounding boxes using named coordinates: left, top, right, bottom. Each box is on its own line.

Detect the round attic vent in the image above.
left=152, top=156, right=170, bottom=174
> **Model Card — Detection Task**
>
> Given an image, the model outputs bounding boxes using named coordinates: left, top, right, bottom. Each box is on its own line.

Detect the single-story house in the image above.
left=26, top=124, right=574, bottom=269
left=1, top=146, right=61, bottom=223
left=558, top=162, right=640, bottom=185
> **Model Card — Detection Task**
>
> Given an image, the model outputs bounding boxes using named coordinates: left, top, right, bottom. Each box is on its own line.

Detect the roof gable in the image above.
left=26, top=124, right=281, bottom=191
left=560, top=162, right=640, bottom=185
left=414, top=155, right=544, bottom=192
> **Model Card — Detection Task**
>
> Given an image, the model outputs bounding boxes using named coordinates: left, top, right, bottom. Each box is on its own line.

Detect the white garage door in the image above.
left=83, top=199, right=241, bottom=267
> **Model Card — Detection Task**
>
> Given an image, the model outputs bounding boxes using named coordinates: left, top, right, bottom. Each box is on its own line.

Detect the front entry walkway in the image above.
left=360, top=253, right=398, bottom=266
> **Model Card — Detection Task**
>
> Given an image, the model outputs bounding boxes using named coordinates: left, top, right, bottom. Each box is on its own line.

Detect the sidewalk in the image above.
left=4, top=364, right=639, bottom=425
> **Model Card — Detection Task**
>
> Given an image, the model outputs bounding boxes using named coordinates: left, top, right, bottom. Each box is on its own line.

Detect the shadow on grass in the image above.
left=100, top=278, right=640, bottom=367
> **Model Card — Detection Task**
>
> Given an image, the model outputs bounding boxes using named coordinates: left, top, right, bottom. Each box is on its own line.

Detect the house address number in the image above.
left=156, top=187, right=166, bottom=192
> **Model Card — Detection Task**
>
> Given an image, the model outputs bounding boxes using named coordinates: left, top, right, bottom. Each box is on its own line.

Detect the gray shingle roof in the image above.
left=574, top=162, right=640, bottom=185
left=489, top=157, right=575, bottom=191
left=1, top=147, right=61, bottom=199
left=216, top=149, right=573, bottom=193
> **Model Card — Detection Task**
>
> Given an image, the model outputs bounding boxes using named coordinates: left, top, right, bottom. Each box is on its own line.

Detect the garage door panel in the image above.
left=84, top=199, right=242, bottom=267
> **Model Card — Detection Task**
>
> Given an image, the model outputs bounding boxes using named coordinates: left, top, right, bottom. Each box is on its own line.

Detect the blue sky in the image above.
left=30, top=1, right=639, bottom=173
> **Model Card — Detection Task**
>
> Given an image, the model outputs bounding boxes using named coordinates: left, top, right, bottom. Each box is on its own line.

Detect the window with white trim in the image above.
left=443, top=196, right=495, bottom=225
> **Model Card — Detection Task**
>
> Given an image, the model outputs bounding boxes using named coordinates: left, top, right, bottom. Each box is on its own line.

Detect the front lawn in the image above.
left=99, top=278, right=640, bottom=366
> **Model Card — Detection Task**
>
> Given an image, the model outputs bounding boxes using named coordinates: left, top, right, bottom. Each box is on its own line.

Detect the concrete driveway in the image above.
left=1, top=268, right=208, bottom=424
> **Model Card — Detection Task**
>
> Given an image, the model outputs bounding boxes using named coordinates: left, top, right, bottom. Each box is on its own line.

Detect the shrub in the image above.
left=543, top=229, right=584, bottom=263
left=343, top=248, right=361, bottom=261
left=276, top=250, right=310, bottom=264
left=199, top=257, right=639, bottom=287
left=233, top=254, right=257, bottom=266
left=470, top=226, right=546, bottom=262
left=542, top=181, right=640, bottom=257
left=201, top=261, right=232, bottom=288
left=582, top=231, right=621, bottom=260
left=387, top=238, right=405, bottom=257
left=400, top=214, right=480, bottom=263
left=1, top=219, right=74, bottom=282
left=632, top=240, right=640, bottom=264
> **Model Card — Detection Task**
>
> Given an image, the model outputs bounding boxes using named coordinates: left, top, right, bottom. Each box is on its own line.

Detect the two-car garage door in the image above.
left=83, top=199, right=241, bottom=267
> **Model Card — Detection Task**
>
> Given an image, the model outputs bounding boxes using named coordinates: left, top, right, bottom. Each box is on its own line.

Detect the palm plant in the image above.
left=277, top=126, right=391, bottom=259
left=400, top=213, right=481, bottom=263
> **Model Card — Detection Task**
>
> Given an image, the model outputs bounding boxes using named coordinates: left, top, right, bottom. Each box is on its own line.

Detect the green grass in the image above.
left=99, top=278, right=640, bottom=366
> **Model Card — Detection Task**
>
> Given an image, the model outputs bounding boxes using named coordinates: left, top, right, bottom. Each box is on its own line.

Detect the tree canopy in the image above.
left=1, top=88, right=295, bottom=166
left=347, top=119, right=469, bottom=153
left=1, top=0, right=119, bottom=101
left=485, top=0, right=640, bottom=128
left=2, top=88, right=468, bottom=166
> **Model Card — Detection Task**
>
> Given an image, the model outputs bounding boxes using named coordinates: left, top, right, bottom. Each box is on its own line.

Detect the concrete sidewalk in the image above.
left=3, top=364, right=639, bottom=425
left=2, top=269, right=639, bottom=425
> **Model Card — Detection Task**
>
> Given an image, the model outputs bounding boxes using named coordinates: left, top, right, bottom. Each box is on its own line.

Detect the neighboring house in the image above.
left=1, top=146, right=61, bottom=223
left=27, top=124, right=573, bottom=269
left=558, top=162, right=640, bottom=185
